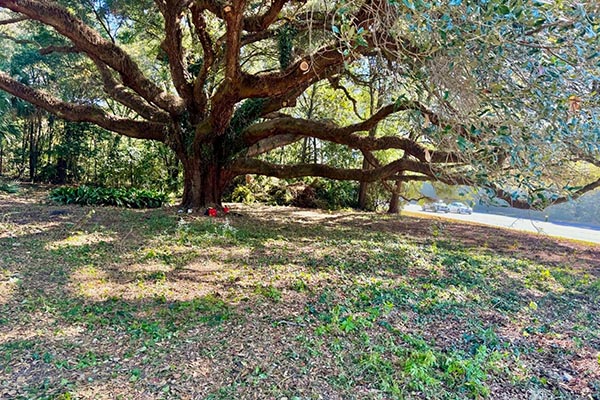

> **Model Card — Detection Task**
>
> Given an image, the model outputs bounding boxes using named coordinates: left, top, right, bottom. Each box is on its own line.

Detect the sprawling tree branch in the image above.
left=238, top=46, right=345, bottom=99
left=0, top=71, right=168, bottom=141
left=93, top=60, right=171, bottom=123
left=243, top=0, right=288, bottom=32
left=246, top=134, right=302, bottom=157
left=190, top=5, right=214, bottom=114
left=0, top=0, right=185, bottom=115
left=230, top=157, right=419, bottom=182
left=230, top=153, right=453, bottom=185
left=158, top=0, right=195, bottom=110
left=0, top=14, right=26, bottom=24
left=243, top=104, right=462, bottom=163
left=209, top=0, right=247, bottom=133
left=492, top=176, right=600, bottom=210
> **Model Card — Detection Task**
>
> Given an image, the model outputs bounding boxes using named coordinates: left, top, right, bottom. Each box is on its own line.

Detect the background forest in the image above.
left=0, top=0, right=599, bottom=222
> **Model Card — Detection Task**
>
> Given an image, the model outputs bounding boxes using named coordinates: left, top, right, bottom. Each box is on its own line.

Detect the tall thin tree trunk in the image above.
left=301, top=137, right=309, bottom=163
left=358, top=62, right=382, bottom=210
left=388, top=180, right=403, bottom=214
left=28, top=119, right=36, bottom=182
left=358, top=126, right=378, bottom=209
left=358, top=156, right=370, bottom=209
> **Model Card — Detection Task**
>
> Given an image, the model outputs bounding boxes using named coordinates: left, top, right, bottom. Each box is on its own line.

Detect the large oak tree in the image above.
left=0, top=0, right=599, bottom=209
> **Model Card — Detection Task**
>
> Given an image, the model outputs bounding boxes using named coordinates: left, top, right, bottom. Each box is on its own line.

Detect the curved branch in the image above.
left=190, top=5, right=215, bottom=114
left=0, top=15, right=26, bottom=24
left=0, top=0, right=185, bottom=115
left=0, top=71, right=168, bottom=141
left=238, top=46, right=344, bottom=99
left=243, top=0, right=288, bottom=32
left=246, top=133, right=302, bottom=157
left=230, top=152, right=447, bottom=184
left=93, top=60, right=171, bottom=123
left=492, top=177, right=600, bottom=210
left=236, top=0, right=420, bottom=101
left=230, top=157, right=420, bottom=182
left=209, top=0, right=246, bottom=132
left=159, top=0, right=195, bottom=109
left=196, top=0, right=288, bottom=32
left=243, top=114, right=461, bottom=163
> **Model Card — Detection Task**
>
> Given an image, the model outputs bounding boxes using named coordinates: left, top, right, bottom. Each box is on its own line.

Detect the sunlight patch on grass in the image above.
left=69, top=264, right=220, bottom=302
left=73, top=279, right=167, bottom=301
left=0, top=281, right=16, bottom=306
left=69, top=265, right=112, bottom=300
left=45, top=231, right=115, bottom=250
left=0, top=221, right=61, bottom=239
left=70, top=382, right=131, bottom=400
left=0, top=268, right=19, bottom=305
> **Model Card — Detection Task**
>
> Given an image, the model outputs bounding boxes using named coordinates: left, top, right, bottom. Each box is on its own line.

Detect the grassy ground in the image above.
left=1, top=187, right=599, bottom=399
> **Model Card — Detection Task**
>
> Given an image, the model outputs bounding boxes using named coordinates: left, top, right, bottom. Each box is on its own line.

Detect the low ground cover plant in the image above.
left=49, top=185, right=168, bottom=208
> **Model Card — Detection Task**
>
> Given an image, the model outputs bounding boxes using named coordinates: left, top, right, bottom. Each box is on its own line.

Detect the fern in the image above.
left=49, top=185, right=168, bottom=208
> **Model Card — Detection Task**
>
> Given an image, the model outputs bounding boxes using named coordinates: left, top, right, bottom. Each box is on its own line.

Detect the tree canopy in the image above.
left=0, top=0, right=599, bottom=209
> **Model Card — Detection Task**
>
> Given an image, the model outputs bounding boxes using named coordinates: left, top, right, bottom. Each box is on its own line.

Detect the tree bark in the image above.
left=28, top=119, right=35, bottom=182
left=55, top=157, right=67, bottom=184
left=357, top=156, right=370, bottom=209
left=388, top=181, right=402, bottom=214
left=358, top=125, right=379, bottom=210
left=179, top=149, right=232, bottom=210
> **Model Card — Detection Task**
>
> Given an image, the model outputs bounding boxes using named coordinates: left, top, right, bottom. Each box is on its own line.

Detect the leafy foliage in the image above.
left=227, top=177, right=359, bottom=210
left=0, top=0, right=599, bottom=209
left=311, top=179, right=359, bottom=210
left=49, top=185, right=168, bottom=208
left=0, top=178, right=19, bottom=194
left=277, top=24, right=297, bottom=70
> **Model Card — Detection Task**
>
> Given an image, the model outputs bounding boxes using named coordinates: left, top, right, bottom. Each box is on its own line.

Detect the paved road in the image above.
left=403, top=204, right=600, bottom=245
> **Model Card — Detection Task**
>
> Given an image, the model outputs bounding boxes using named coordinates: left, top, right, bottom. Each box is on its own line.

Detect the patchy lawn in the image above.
left=1, top=187, right=599, bottom=399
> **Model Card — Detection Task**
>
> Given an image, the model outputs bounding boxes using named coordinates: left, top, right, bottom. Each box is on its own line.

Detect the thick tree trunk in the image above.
left=179, top=153, right=232, bottom=210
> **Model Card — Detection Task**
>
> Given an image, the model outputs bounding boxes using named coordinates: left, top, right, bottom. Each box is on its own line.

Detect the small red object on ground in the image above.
left=208, top=208, right=217, bottom=217
left=223, top=206, right=230, bottom=214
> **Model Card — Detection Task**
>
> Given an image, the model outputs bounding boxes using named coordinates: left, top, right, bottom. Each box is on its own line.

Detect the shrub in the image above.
left=0, top=179, right=19, bottom=194
left=230, top=185, right=255, bottom=204
left=312, top=179, right=359, bottom=210
left=226, top=178, right=359, bottom=210
left=49, top=185, right=168, bottom=208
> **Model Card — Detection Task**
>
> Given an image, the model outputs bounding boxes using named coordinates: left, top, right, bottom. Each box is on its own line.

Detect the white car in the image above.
left=422, top=201, right=450, bottom=213
left=448, top=202, right=472, bottom=214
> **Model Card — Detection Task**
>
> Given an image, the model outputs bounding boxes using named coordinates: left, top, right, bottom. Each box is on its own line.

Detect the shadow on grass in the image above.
left=1, top=200, right=599, bottom=399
